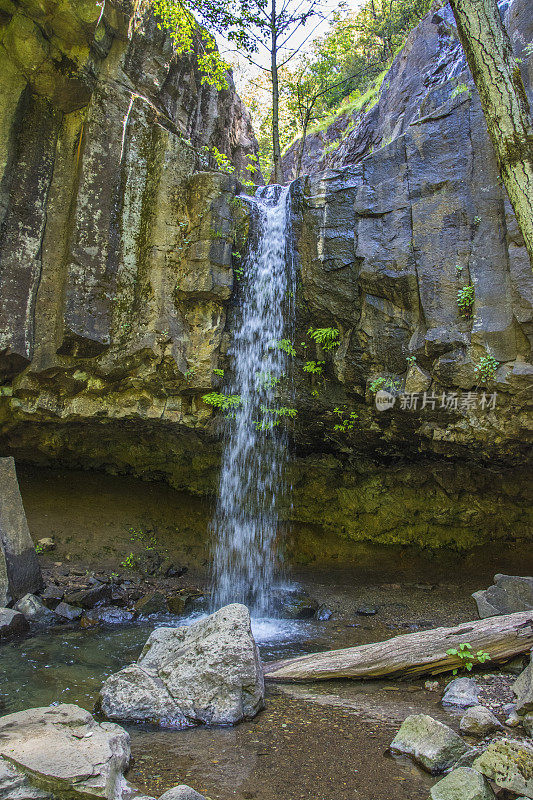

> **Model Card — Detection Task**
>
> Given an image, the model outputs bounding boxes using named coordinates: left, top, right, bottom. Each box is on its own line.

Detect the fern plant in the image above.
left=307, top=327, right=339, bottom=351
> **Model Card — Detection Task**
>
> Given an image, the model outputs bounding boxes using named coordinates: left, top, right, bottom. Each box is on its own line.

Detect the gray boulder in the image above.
left=472, top=575, right=533, bottom=619
left=474, top=738, right=533, bottom=798
left=429, top=767, right=496, bottom=799
left=0, top=457, right=42, bottom=606
left=390, top=714, right=469, bottom=774
left=99, top=603, right=264, bottom=727
left=513, top=654, right=533, bottom=714
left=159, top=787, right=206, bottom=800
left=0, top=704, right=131, bottom=800
left=459, top=706, right=503, bottom=737
left=0, top=607, right=29, bottom=638
left=442, top=678, right=480, bottom=709
left=54, top=602, right=83, bottom=621
left=14, top=593, right=58, bottom=626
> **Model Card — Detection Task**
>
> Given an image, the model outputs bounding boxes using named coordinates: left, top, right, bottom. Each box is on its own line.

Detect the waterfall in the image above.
left=211, top=184, right=295, bottom=616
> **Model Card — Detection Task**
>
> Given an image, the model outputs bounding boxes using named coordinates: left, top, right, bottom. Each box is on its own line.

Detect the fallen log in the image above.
left=263, top=610, right=533, bottom=682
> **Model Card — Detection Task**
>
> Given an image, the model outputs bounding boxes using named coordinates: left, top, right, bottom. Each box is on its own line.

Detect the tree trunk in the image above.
left=270, top=5, right=282, bottom=184
left=449, top=0, right=533, bottom=270
left=263, top=610, right=533, bottom=681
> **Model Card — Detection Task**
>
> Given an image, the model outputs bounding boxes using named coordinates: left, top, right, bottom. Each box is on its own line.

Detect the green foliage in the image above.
left=451, top=82, right=470, bottom=99
left=213, top=368, right=225, bottom=377
left=253, top=405, right=298, bottom=430
left=256, top=370, right=282, bottom=389
left=307, top=327, right=339, bottom=351
left=303, top=360, right=325, bottom=375
left=474, top=355, right=499, bottom=385
left=34, top=543, right=44, bottom=554
left=369, top=376, right=400, bottom=393
left=120, top=552, right=138, bottom=570
left=202, top=392, right=243, bottom=410
left=446, top=643, right=491, bottom=676
left=406, top=355, right=417, bottom=366
left=457, top=285, right=475, bottom=317
left=271, top=338, right=297, bottom=356
left=333, top=406, right=358, bottom=432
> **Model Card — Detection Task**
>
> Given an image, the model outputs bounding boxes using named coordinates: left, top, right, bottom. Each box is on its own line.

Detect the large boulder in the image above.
left=442, top=678, right=480, bottom=709
left=0, top=704, right=130, bottom=800
left=472, top=575, right=533, bottom=619
left=473, top=738, right=533, bottom=798
left=429, top=766, right=496, bottom=799
left=0, top=607, right=28, bottom=638
left=0, top=457, right=42, bottom=605
left=390, top=714, right=469, bottom=774
left=99, top=603, right=265, bottom=727
left=513, top=654, right=533, bottom=714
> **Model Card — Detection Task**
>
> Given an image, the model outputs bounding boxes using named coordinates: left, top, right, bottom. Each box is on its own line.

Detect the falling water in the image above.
left=211, top=184, right=295, bottom=616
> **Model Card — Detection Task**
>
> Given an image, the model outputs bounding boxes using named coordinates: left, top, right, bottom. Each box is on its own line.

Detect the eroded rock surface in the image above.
left=0, top=704, right=130, bottom=800
left=99, top=603, right=265, bottom=727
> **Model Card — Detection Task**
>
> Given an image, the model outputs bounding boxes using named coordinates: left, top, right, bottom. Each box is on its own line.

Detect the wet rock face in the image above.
left=0, top=0, right=256, bottom=387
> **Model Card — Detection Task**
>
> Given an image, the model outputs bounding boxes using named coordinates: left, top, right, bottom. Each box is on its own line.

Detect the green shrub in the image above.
left=457, top=285, right=475, bottom=317
left=474, top=355, right=499, bottom=384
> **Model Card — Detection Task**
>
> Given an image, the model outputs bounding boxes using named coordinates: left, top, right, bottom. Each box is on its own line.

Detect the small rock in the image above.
left=459, top=706, right=503, bottom=737
left=14, top=593, right=58, bottom=626
left=41, top=584, right=65, bottom=608
left=505, top=710, right=522, bottom=727
left=404, top=363, right=432, bottom=395
left=429, top=766, right=496, bottom=799
left=522, top=711, right=533, bottom=737
left=442, top=678, right=480, bottom=709
left=167, top=589, right=203, bottom=616
left=425, top=681, right=440, bottom=692
left=83, top=606, right=135, bottom=625
left=54, top=601, right=83, bottom=621
left=390, top=714, right=469, bottom=774
left=356, top=606, right=378, bottom=616
left=159, top=787, right=206, bottom=800
left=37, top=537, right=55, bottom=552
left=473, top=738, right=533, bottom=797
left=0, top=607, right=29, bottom=638
left=134, top=592, right=168, bottom=616
left=64, top=582, right=112, bottom=609
left=513, top=655, right=533, bottom=714
left=276, top=589, right=319, bottom=619
left=315, top=605, right=333, bottom=621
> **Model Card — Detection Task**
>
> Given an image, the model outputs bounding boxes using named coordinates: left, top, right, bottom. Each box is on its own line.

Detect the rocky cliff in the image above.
left=0, top=0, right=531, bottom=553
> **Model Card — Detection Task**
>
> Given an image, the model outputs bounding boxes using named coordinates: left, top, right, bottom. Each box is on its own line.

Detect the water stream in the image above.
left=211, top=185, right=295, bottom=615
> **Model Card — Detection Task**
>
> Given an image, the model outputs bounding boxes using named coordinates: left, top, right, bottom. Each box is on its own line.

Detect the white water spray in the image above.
left=211, top=185, right=295, bottom=616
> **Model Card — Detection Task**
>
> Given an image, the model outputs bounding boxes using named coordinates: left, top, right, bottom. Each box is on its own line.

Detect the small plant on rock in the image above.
left=446, top=642, right=491, bottom=675
left=457, top=285, right=475, bottom=317
left=202, top=392, right=243, bottom=410
left=271, top=338, right=296, bottom=356
left=307, top=327, right=339, bottom=351
left=303, top=360, right=325, bottom=375
left=474, top=355, right=499, bottom=385
left=333, top=406, right=358, bottom=433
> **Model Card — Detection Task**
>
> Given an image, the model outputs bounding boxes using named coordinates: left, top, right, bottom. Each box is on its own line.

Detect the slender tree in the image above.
left=449, top=0, right=533, bottom=269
